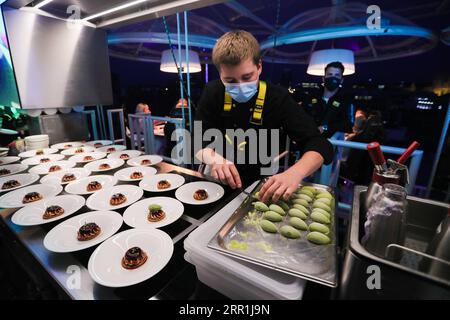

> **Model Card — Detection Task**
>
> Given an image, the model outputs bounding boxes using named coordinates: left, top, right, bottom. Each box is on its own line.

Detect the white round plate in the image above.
left=43, top=108, right=57, bottom=115
left=69, top=151, right=106, bottom=164
left=58, top=108, right=72, bottom=114
left=175, top=181, right=225, bottom=205
left=51, top=141, right=83, bottom=150
left=88, top=228, right=173, bottom=287
left=85, top=140, right=113, bottom=147
left=21, top=154, right=65, bottom=166
left=11, top=195, right=85, bottom=226
left=113, top=166, right=157, bottom=182
left=65, top=175, right=118, bottom=195
left=40, top=168, right=91, bottom=185
left=0, top=173, right=40, bottom=193
left=123, top=197, right=184, bottom=229
left=0, top=156, right=20, bottom=165
left=97, top=145, right=127, bottom=154
left=139, top=173, right=185, bottom=192
left=29, top=160, right=76, bottom=175
left=25, top=109, right=42, bottom=117
left=44, top=210, right=123, bottom=253
left=86, top=185, right=143, bottom=211
left=0, top=164, right=28, bottom=177
left=19, top=148, right=58, bottom=158
left=73, top=106, right=85, bottom=113
left=0, top=183, right=63, bottom=208
left=84, top=158, right=124, bottom=173
left=0, top=148, right=8, bottom=157
left=61, top=146, right=96, bottom=156
left=127, top=155, right=163, bottom=167
left=107, top=150, right=142, bottom=160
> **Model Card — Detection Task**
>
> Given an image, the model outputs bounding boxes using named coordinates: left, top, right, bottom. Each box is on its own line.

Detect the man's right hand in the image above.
left=196, top=148, right=242, bottom=189
left=210, top=161, right=242, bottom=189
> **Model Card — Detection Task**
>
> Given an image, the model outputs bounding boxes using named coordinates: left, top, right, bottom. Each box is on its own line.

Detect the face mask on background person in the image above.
left=354, top=116, right=367, bottom=131
left=224, top=80, right=258, bottom=103
left=324, top=76, right=341, bottom=91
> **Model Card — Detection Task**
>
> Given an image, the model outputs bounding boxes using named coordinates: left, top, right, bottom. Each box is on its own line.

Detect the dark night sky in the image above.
left=110, top=42, right=450, bottom=89
left=109, top=0, right=450, bottom=90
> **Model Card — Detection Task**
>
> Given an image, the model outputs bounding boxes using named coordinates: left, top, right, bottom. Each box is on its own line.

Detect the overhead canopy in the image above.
left=3, top=0, right=448, bottom=66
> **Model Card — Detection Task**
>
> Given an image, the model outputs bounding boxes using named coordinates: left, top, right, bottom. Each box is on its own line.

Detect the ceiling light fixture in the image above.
left=34, top=0, right=54, bottom=9
left=160, top=49, right=201, bottom=73
left=83, top=0, right=150, bottom=21
left=307, top=49, right=355, bottom=76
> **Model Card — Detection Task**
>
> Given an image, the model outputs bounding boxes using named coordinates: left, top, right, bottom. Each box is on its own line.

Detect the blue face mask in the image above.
left=224, top=80, right=258, bottom=103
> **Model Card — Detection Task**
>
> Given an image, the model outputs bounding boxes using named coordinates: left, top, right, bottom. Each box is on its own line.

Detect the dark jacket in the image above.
left=303, top=88, right=353, bottom=138
left=340, top=114, right=385, bottom=185
left=195, top=80, right=334, bottom=185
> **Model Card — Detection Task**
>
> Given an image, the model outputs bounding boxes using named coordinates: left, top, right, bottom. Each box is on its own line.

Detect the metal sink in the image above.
left=339, top=186, right=450, bottom=299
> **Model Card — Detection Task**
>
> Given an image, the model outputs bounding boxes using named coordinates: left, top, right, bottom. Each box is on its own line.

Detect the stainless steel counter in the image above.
left=0, top=161, right=239, bottom=300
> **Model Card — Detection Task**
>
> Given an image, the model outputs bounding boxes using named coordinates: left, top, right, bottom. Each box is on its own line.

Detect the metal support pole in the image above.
left=107, top=109, right=126, bottom=145
left=144, top=116, right=155, bottom=155
left=426, top=101, right=450, bottom=197
left=96, top=105, right=107, bottom=140
left=409, top=150, right=423, bottom=194
left=320, top=163, right=333, bottom=186
left=176, top=13, right=185, bottom=126
left=184, top=11, right=193, bottom=135
left=128, top=114, right=138, bottom=150
left=82, top=110, right=99, bottom=141
left=283, top=135, right=290, bottom=171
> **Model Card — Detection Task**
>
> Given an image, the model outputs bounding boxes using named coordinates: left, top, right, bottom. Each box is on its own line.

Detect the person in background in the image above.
left=303, top=61, right=353, bottom=138
left=169, top=98, right=189, bottom=119
left=176, top=98, right=188, bottom=109
left=135, top=102, right=151, bottom=114
left=340, top=108, right=384, bottom=185
left=345, top=109, right=367, bottom=141
left=126, top=102, right=151, bottom=138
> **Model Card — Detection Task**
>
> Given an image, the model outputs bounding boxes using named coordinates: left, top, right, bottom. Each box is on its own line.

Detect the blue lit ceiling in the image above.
left=107, top=0, right=450, bottom=65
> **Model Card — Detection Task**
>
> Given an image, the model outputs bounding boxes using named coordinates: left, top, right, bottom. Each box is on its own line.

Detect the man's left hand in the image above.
left=259, top=170, right=303, bottom=203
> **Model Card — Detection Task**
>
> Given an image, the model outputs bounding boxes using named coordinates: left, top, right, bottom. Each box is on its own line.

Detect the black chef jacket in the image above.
left=194, top=80, right=334, bottom=186
left=303, top=88, right=353, bottom=138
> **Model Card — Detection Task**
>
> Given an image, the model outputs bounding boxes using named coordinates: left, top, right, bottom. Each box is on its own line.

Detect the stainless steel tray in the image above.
left=207, top=180, right=337, bottom=288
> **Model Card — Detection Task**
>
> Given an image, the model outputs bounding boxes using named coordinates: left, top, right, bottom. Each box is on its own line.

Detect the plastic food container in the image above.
left=184, top=183, right=306, bottom=300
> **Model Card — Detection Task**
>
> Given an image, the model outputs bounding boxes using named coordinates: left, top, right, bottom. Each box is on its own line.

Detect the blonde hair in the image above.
left=212, top=30, right=261, bottom=70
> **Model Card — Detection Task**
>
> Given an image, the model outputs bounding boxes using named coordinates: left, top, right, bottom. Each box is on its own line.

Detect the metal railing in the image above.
left=107, top=109, right=126, bottom=145
left=95, top=105, right=107, bottom=139
left=317, top=132, right=424, bottom=216
left=128, top=114, right=186, bottom=163
left=82, top=110, right=99, bottom=141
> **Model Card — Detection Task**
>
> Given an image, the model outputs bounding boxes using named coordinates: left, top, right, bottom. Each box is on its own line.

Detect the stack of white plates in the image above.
left=25, top=135, right=49, bottom=151
left=0, top=148, right=8, bottom=157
